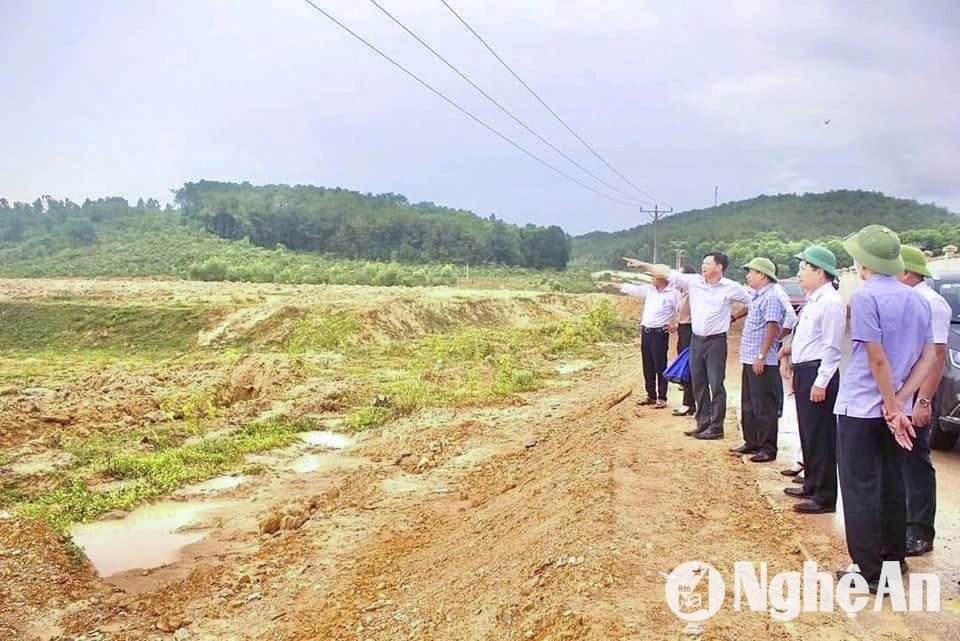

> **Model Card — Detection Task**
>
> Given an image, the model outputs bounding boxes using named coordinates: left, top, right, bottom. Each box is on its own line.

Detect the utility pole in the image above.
left=669, top=240, right=686, bottom=269
left=638, top=205, right=674, bottom=263
left=714, top=186, right=718, bottom=208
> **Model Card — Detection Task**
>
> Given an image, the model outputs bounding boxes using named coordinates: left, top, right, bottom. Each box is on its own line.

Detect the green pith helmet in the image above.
left=842, top=225, right=904, bottom=276
left=742, top=257, right=777, bottom=282
left=794, top=245, right=837, bottom=277
left=900, top=245, right=931, bottom=278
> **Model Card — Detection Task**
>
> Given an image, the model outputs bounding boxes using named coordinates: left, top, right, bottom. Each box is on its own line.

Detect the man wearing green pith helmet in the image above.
left=896, top=244, right=950, bottom=557
left=834, top=225, right=936, bottom=591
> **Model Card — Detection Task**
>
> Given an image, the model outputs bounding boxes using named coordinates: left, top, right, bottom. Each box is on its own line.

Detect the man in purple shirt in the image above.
left=835, top=225, right=936, bottom=590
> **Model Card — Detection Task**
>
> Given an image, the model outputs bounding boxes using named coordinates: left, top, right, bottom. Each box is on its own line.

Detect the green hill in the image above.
left=573, top=190, right=959, bottom=270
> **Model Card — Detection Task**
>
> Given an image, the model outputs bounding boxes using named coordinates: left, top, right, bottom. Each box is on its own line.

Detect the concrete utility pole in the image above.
left=714, top=186, right=718, bottom=207
left=639, top=205, right=674, bottom=263
left=670, top=240, right=686, bottom=269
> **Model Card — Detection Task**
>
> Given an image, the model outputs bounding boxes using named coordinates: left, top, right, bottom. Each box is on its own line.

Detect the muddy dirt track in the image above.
left=2, top=278, right=960, bottom=640
left=4, top=347, right=959, bottom=640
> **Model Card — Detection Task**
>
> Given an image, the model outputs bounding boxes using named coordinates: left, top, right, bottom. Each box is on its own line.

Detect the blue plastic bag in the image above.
left=664, top=346, right=691, bottom=384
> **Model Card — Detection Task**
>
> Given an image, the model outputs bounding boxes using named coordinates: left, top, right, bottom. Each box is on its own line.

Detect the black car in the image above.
left=931, top=272, right=960, bottom=450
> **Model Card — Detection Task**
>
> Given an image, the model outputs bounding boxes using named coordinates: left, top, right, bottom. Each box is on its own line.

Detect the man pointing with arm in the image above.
left=624, top=252, right=751, bottom=440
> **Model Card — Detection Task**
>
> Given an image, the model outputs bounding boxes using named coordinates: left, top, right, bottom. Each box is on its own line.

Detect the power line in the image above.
left=439, top=0, right=666, bottom=208
left=301, top=0, right=647, bottom=208
left=366, top=0, right=651, bottom=206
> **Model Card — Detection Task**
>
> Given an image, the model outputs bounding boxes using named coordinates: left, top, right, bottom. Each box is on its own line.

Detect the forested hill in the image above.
left=573, top=191, right=958, bottom=268
left=174, top=181, right=570, bottom=268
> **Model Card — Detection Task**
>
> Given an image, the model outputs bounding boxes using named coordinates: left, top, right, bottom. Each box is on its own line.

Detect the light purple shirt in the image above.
left=834, top=275, right=933, bottom=419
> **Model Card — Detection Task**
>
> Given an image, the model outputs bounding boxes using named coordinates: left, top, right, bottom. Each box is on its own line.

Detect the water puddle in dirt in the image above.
left=181, top=474, right=248, bottom=495
left=70, top=500, right=232, bottom=577
left=554, top=360, right=595, bottom=375
left=299, top=431, right=352, bottom=449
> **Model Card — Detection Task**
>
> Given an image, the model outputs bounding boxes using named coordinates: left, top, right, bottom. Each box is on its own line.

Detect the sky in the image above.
left=1, top=0, right=958, bottom=235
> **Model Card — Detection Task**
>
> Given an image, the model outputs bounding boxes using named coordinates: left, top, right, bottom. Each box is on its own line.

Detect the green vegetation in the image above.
left=16, top=418, right=315, bottom=533
left=0, top=300, right=211, bottom=356
left=176, top=180, right=570, bottom=269
left=343, top=299, right=631, bottom=429
left=573, top=190, right=959, bottom=270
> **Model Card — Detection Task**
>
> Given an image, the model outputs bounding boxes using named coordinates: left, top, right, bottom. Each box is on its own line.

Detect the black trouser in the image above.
left=690, top=333, right=727, bottom=433
left=793, top=365, right=838, bottom=507
left=641, top=327, right=670, bottom=401
left=897, top=418, right=936, bottom=541
left=837, top=415, right=907, bottom=582
left=740, top=364, right=780, bottom=456
left=677, top=323, right=694, bottom=409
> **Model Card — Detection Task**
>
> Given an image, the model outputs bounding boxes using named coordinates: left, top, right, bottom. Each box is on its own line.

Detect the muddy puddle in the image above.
left=299, top=430, right=352, bottom=449
left=554, top=360, right=595, bottom=375
left=70, top=500, right=236, bottom=577
left=180, top=474, right=248, bottom=495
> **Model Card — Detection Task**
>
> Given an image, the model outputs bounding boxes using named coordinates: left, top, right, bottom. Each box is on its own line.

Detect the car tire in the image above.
left=930, top=420, right=960, bottom=451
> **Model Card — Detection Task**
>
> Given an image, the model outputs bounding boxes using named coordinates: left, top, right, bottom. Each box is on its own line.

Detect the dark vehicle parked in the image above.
left=931, top=272, right=960, bottom=450
left=779, top=278, right=806, bottom=312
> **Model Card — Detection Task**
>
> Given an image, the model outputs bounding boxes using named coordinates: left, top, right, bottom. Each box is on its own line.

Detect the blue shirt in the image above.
left=739, top=283, right=786, bottom=366
left=834, top=275, right=933, bottom=419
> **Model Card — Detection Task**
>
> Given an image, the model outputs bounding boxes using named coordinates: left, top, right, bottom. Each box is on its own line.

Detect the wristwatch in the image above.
left=917, top=397, right=931, bottom=407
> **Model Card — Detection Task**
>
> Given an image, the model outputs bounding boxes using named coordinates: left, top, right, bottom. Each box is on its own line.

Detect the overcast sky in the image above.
left=1, top=0, right=957, bottom=234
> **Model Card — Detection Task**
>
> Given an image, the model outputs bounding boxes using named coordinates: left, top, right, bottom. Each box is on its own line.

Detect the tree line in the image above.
left=174, top=181, right=571, bottom=269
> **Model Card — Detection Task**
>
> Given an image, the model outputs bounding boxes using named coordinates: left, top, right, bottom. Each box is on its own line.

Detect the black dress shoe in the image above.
left=695, top=430, right=724, bottom=440
left=729, top=443, right=759, bottom=454
left=905, top=538, right=933, bottom=557
left=749, top=452, right=775, bottom=462
left=793, top=500, right=835, bottom=514
left=780, top=465, right=804, bottom=477
left=791, top=474, right=805, bottom=484
left=783, top=487, right=810, bottom=498
left=636, top=397, right=656, bottom=406
left=684, top=427, right=706, bottom=436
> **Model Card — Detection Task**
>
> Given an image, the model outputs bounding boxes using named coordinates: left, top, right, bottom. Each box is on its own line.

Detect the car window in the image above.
left=781, top=283, right=803, bottom=297
left=937, top=282, right=960, bottom=322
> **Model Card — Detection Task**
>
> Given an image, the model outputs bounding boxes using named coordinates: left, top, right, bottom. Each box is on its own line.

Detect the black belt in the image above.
left=693, top=332, right=726, bottom=341
left=642, top=326, right=668, bottom=334
left=792, top=359, right=821, bottom=370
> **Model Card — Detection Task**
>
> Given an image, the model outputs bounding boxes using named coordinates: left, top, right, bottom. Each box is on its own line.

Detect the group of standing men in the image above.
left=612, top=224, right=946, bottom=592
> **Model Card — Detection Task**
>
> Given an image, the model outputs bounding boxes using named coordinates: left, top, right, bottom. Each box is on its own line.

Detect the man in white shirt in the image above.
left=615, top=277, right=679, bottom=408
left=896, top=245, right=951, bottom=556
left=779, top=246, right=846, bottom=514
left=624, top=252, right=751, bottom=439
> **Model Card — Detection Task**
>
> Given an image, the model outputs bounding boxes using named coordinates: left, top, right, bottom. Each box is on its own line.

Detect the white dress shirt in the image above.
left=790, top=282, right=846, bottom=389
left=915, top=281, right=951, bottom=345
left=620, top=283, right=679, bottom=328
left=667, top=270, right=751, bottom=337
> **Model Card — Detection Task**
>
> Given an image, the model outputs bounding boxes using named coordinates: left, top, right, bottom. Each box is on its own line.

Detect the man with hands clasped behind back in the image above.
left=833, top=225, right=936, bottom=591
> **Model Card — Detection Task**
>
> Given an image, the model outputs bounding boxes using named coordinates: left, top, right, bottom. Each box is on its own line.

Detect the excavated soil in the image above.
left=1, top=279, right=956, bottom=640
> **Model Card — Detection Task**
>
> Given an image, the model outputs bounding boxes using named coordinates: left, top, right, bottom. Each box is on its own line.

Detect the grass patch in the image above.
left=286, top=313, right=360, bottom=353
left=17, top=417, right=315, bottom=533
left=0, top=301, right=212, bottom=356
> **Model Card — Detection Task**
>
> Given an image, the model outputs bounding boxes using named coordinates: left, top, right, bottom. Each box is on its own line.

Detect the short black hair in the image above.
left=680, top=265, right=696, bottom=274
left=702, top=251, right=729, bottom=272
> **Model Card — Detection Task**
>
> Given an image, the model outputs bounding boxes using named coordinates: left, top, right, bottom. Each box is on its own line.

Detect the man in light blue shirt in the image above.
left=835, top=225, right=936, bottom=590
left=729, top=257, right=785, bottom=462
